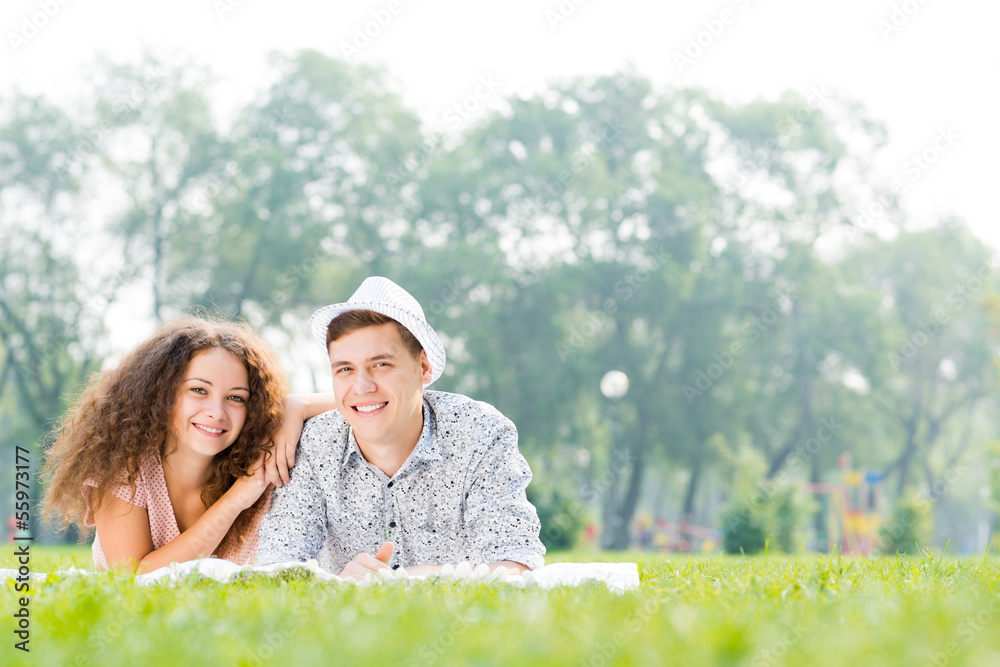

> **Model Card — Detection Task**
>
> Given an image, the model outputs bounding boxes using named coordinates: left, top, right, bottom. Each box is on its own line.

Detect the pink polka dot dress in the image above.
left=84, top=448, right=270, bottom=569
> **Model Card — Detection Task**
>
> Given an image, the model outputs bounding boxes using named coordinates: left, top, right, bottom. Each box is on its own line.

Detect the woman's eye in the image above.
left=229, top=395, right=246, bottom=403
left=191, top=387, right=207, bottom=394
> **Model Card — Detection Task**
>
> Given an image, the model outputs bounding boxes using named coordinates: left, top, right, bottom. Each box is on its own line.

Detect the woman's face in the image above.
left=166, top=347, right=250, bottom=460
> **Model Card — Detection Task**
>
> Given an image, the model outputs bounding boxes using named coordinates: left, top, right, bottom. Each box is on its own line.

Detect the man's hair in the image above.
left=326, top=309, right=423, bottom=361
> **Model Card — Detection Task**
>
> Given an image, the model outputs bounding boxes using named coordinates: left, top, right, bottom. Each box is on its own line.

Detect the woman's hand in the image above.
left=261, top=393, right=337, bottom=487
left=228, top=451, right=272, bottom=511
left=262, top=395, right=307, bottom=487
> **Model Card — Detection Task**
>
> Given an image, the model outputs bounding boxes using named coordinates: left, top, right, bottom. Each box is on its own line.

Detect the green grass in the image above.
left=3, top=546, right=1000, bottom=666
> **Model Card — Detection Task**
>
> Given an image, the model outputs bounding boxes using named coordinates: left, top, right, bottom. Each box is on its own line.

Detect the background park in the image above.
left=2, top=1, right=1000, bottom=665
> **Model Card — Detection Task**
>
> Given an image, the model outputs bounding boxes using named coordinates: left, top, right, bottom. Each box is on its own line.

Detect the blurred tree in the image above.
left=177, top=50, right=427, bottom=325
left=848, top=220, right=1000, bottom=496
left=4, top=51, right=998, bottom=555
left=0, top=92, right=110, bottom=438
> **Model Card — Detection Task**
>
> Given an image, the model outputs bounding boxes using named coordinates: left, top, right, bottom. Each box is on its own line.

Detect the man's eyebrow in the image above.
left=331, top=353, right=398, bottom=367
left=184, top=377, right=250, bottom=392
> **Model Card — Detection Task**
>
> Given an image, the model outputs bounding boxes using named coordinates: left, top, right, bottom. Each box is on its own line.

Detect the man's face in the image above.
left=328, top=322, right=432, bottom=452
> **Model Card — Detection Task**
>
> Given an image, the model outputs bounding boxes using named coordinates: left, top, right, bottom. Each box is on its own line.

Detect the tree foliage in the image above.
left=2, top=52, right=997, bottom=551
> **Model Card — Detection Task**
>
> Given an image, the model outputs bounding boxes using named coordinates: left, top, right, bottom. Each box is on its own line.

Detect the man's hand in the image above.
left=488, top=560, right=529, bottom=575
left=339, top=542, right=395, bottom=581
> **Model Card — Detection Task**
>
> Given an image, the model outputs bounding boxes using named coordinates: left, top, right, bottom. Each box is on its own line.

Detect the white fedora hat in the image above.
left=308, top=276, right=446, bottom=385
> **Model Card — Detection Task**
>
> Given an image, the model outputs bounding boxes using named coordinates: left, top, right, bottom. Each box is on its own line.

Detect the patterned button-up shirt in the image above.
left=255, top=390, right=545, bottom=571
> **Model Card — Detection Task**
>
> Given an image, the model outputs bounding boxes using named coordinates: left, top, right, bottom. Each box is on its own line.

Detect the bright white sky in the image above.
left=2, top=0, right=996, bottom=248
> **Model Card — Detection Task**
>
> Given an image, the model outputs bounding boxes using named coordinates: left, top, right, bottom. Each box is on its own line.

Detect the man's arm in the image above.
left=255, top=428, right=329, bottom=566
left=463, top=418, right=546, bottom=571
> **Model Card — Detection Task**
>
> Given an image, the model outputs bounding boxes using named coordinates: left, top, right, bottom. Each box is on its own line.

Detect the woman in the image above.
left=42, top=317, right=331, bottom=573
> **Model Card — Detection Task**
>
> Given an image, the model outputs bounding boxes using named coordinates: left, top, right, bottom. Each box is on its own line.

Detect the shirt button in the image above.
left=387, top=481, right=394, bottom=488
left=389, top=521, right=396, bottom=528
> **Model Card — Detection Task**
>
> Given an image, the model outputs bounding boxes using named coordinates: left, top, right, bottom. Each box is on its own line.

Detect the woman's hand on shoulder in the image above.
left=262, top=392, right=336, bottom=487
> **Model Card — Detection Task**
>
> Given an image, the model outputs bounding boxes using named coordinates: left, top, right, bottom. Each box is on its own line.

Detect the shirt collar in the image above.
left=411, top=396, right=441, bottom=462
left=343, top=395, right=442, bottom=466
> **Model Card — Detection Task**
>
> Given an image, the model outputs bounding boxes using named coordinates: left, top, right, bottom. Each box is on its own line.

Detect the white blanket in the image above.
left=2, top=560, right=639, bottom=593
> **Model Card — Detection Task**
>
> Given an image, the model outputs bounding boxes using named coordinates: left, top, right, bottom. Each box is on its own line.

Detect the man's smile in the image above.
left=354, top=402, right=388, bottom=414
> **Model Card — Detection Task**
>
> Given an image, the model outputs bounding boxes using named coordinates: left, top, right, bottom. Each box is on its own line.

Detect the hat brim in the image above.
left=308, top=301, right=446, bottom=386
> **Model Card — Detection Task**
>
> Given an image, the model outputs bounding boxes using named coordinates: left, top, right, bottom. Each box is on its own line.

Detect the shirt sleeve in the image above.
left=254, top=429, right=329, bottom=566
left=464, top=418, right=546, bottom=570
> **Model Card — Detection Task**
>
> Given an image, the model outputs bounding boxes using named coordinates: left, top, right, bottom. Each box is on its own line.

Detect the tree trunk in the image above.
left=610, top=447, right=645, bottom=550
left=895, top=417, right=919, bottom=495
left=681, top=442, right=704, bottom=520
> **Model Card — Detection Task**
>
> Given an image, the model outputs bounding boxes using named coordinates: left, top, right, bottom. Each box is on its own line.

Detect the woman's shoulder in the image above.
left=84, top=449, right=160, bottom=505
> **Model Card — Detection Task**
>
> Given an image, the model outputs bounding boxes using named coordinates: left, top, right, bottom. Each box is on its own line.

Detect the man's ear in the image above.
left=419, top=349, right=433, bottom=385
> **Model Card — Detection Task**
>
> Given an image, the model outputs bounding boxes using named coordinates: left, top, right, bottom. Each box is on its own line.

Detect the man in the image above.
left=255, top=277, right=545, bottom=579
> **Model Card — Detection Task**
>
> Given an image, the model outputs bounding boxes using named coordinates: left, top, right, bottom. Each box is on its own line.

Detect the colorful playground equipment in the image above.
left=803, top=455, right=885, bottom=554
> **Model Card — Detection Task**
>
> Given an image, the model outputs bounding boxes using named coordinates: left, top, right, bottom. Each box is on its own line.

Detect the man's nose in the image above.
left=354, top=369, right=377, bottom=392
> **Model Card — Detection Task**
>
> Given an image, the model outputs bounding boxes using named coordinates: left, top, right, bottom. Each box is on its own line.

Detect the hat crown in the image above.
left=308, top=276, right=447, bottom=386
left=352, top=277, right=426, bottom=321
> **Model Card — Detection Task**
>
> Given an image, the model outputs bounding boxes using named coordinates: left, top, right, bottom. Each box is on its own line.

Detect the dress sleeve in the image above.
left=82, top=473, right=148, bottom=526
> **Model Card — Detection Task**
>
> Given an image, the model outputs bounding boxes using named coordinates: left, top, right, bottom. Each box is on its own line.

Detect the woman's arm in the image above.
left=263, top=393, right=337, bottom=486
left=95, top=466, right=269, bottom=574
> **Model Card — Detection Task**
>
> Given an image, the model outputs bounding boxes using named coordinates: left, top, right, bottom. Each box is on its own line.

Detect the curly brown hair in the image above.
left=41, top=316, right=289, bottom=549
